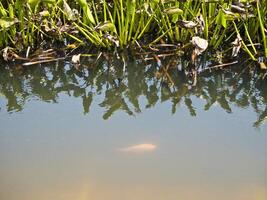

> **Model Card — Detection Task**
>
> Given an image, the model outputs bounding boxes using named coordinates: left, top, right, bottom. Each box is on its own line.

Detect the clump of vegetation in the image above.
left=0, top=0, right=266, bottom=61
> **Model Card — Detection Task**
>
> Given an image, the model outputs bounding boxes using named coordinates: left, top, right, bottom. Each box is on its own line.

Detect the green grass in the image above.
left=0, top=0, right=266, bottom=60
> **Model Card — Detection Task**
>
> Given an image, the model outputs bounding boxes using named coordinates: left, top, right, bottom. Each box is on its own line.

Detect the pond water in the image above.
left=0, top=56, right=267, bottom=200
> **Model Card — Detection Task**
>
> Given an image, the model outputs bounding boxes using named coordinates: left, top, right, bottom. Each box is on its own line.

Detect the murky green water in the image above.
left=1, top=57, right=267, bottom=200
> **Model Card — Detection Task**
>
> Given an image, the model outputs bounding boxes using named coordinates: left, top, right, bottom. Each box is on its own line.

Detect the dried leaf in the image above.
left=71, top=54, right=81, bottom=64
left=177, top=20, right=198, bottom=29
left=63, top=0, right=77, bottom=21
left=1, top=47, right=17, bottom=61
left=66, top=43, right=78, bottom=49
left=196, top=14, right=205, bottom=34
left=191, top=36, right=208, bottom=55
left=231, top=4, right=246, bottom=13
left=259, top=62, right=267, bottom=70
left=103, top=34, right=119, bottom=47
left=231, top=34, right=242, bottom=57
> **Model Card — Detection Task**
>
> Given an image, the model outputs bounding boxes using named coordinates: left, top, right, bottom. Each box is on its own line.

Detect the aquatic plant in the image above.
left=0, top=0, right=266, bottom=61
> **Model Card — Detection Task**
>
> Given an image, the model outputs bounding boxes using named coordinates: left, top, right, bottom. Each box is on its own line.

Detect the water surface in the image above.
left=1, top=57, right=267, bottom=200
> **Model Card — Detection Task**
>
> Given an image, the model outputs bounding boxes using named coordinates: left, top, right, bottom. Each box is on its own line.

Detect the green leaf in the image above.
left=95, top=21, right=115, bottom=32
left=0, top=17, right=18, bottom=29
left=216, top=9, right=227, bottom=28
left=77, top=0, right=87, bottom=7
left=171, top=14, right=179, bottom=24
left=164, top=7, right=183, bottom=15
left=84, top=5, right=96, bottom=25
left=27, top=0, right=40, bottom=9
left=42, top=0, right=57, bottom=4
left=76, top=0, right=95, bottom=25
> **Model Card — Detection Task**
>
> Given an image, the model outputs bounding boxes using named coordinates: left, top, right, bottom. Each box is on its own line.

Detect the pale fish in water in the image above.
left=118, top=143, right=157, bottom=153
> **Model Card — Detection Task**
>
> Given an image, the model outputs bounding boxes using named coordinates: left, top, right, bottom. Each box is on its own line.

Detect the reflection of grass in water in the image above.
left=0, top=55, right=267, bottom=127
left=0, top=0, right=266, bottom=59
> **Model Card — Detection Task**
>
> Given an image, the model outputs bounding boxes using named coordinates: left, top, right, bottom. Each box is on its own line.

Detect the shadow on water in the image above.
left=0, top=55, right=267, bottom=127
